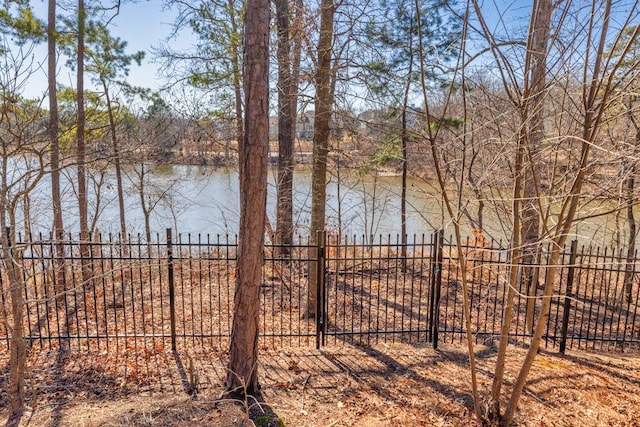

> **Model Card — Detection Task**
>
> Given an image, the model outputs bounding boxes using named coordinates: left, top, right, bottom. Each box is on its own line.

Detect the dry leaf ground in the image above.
left=2, top=341, right=640, bottom=426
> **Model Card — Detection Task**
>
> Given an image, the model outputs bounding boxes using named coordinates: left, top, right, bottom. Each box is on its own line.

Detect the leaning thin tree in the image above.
left=226, top=0, right=270, bottom=397
left=0, top=5, right=46, bottom=421
left=439, top=1, right=640, bottom=424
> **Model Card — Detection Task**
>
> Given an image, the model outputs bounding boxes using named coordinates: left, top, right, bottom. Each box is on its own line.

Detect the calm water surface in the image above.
left=16, top=164, right=624, bottom=246
left=24, top=165, right=448, bottom=238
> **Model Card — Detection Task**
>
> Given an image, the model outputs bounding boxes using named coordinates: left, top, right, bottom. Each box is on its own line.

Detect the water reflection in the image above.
left=13, top=163, right=627, bottom=246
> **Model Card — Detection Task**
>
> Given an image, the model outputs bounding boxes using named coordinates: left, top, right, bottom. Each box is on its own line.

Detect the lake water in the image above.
left=13, top=163, right=626, bottom=246
left=20, top=165, right=447, bottom=239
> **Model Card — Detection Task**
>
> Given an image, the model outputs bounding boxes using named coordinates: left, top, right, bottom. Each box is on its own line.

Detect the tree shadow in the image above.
left=333, top=343, right=474, bottom=407
left=4, top=411, right=23, bottom=427
left=42, top=343, right=70, bottom=427
left=543, top=348, right=640, bottom=388
left=0, top=315, right=74, bottom=427
left=172, top=349, right=192, bottom=394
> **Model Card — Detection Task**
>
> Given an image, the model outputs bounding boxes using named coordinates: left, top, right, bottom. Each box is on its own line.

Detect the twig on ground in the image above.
left=301, top=374, right=311, bottom=391
left=378, top=414, right=398, bottom=421
left=301, top=374, right=311, bottom=410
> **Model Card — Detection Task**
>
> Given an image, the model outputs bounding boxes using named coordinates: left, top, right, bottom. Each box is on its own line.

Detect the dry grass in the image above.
left=2, top=341, right=640, bottom=426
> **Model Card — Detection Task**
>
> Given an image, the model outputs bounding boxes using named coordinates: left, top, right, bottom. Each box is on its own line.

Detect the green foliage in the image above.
left=61, top=17, right=145, bottom=87
left=365, top=0, right=461, bottom=100
left=0, top=1, right=45, bottom=43
left=0, top=93, right=48, bottom=158
left=251, top=405, right=285, bottom=427
left=187, top=70, right=234, bottom=89
left=372, top=137, right=401, bottom=164
left=0, top=92, right=45, bottom=125
left=163, top=0, right=245, bottom=117
left=355, top=135, right=402, bottom=174
left=606, top=25, right=640, bottom=79
left=367, top=60, right=389, bottom=74
left=85, top=21, right=145, bottom=83
left=56, top=86, right=113, bottom=150
left=145, top=95, right=172, bottom=119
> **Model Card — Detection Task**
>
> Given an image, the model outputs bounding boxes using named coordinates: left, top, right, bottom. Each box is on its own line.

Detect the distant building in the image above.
left=354, top=106, right=423, bottom=141
left=268, top=107, right=419, bottom=143
left=269, top=111, right=315, bottom=141
left=296, top=111, right=314, bottom=140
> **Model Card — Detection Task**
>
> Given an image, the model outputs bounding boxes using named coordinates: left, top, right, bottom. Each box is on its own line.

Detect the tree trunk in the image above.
left=624, top=167, right=636, bottom=303
left=400, top=35, right=413, bottom=263
left=306, top=0, right=335, bottom=318
left=502, top=3, right=617, bottom=420
left=623, top=127, right=640, bottom=303
left=7, top=258, right=26, bottom=421
left=491, top=0, right=552, bottom=417
left=229, top=0, right=244, bottom=161
left=490, top=126, right=525, bottom=418
left=102, top=80, right=127, bottom=245
left=226, top=0, right=269, bottom=397
left=48, top=0, right=66, bottom=295
left=290, top=0, right=303, bottom=144
left=275, top=0, right=294, bottom=255
left=137, top=164, right=154, bottom=257
left=521, top=0, right=552, bottom=263
left=22, top=193, right=31, bottom=239
left=2, top=218, right=26, bottom=421
left=77, top=0, right=90, bottom=280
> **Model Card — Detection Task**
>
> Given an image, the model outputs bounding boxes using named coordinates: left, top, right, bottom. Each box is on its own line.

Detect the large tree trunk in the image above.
left=275, top=0, right=294, bottom=254
left=226, top=0, right=269, bottom=397
left=306, top=0, right=335, bottom=318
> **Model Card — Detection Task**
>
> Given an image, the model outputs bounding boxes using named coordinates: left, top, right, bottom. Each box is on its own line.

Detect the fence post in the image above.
left=315, top=230, right=325, bottom=349
left=433, top=229, right=444, bottom=350
left=167, top=228, right=177, bottom=351
left=559, top=239, right=578, bottom=354
left=428, top=231, right=436, bottom=343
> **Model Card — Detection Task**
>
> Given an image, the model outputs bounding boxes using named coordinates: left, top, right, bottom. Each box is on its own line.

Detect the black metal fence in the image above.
left=1, top=229, right=640, bottom=356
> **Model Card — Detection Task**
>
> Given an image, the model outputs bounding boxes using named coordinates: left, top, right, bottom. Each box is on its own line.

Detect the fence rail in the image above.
left=1, top=229, right=639, bottom=355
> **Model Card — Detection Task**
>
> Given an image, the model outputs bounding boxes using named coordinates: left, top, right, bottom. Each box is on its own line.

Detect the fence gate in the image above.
left=316, top=230, right=444, bottom=348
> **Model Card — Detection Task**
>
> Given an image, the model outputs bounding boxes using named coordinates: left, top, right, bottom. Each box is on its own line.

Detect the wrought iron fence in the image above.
left=1, top=229, right=639, bottom=355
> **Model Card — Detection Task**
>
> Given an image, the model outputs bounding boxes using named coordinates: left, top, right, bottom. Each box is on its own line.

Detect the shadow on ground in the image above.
left=3, top=341, right=640, bottom=426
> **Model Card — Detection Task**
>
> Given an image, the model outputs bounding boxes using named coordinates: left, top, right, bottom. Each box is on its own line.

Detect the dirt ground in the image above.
left=2, top=341, right=640, bottom=426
